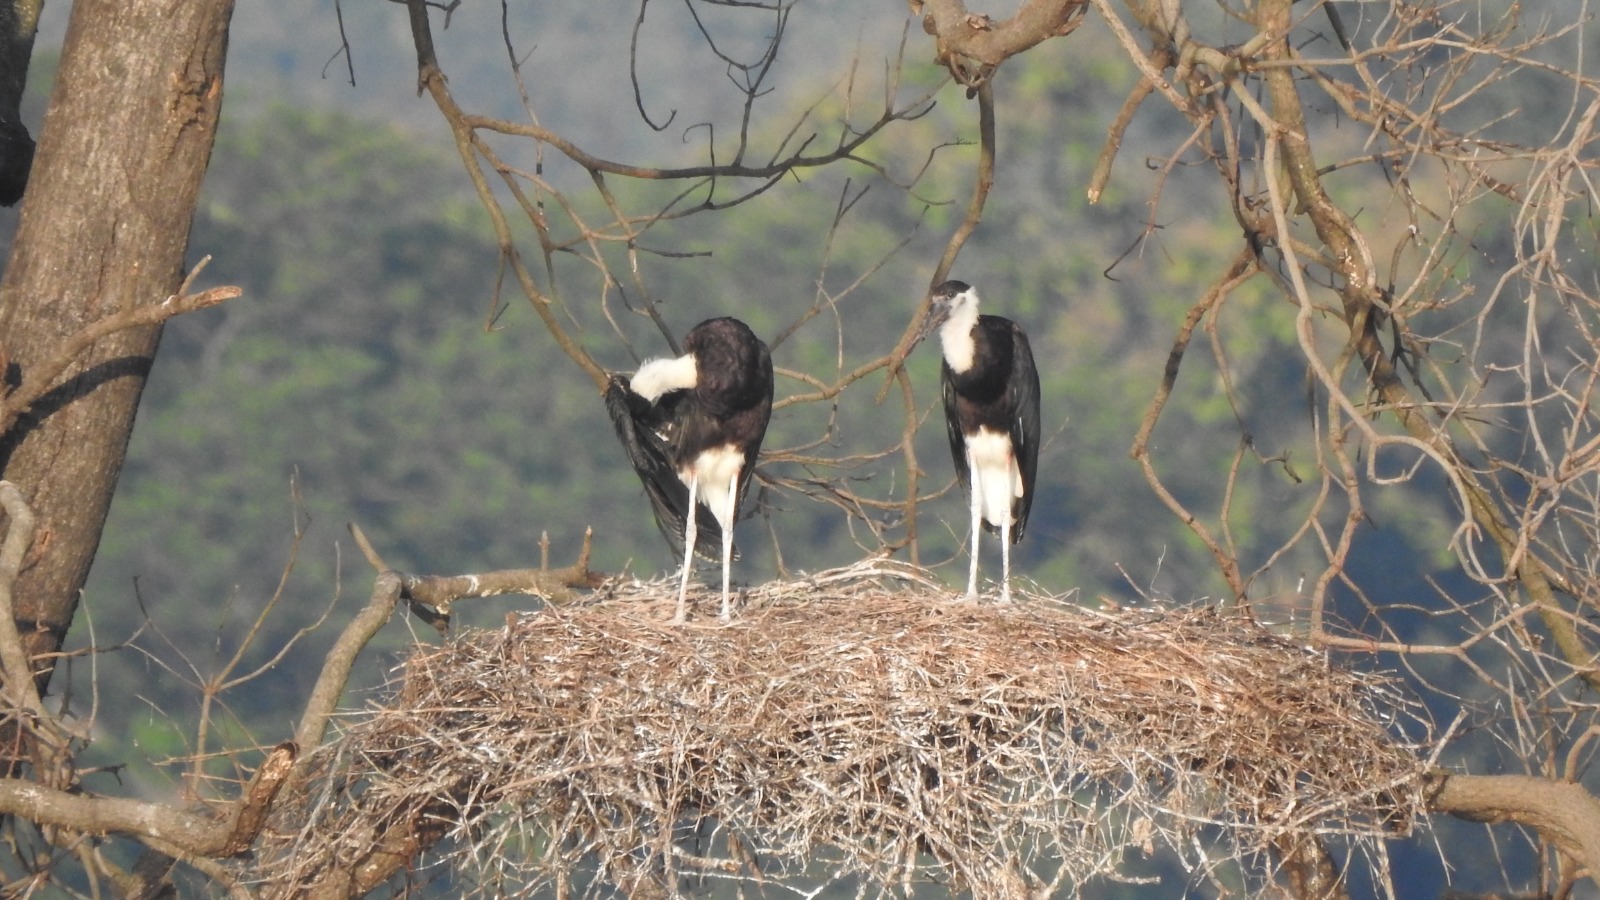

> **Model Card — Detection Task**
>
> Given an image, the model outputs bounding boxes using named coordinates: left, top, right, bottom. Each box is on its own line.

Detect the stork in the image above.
left=921, top=280, right=1040, bottom=602
left=604, top=317, right=774, bottom=623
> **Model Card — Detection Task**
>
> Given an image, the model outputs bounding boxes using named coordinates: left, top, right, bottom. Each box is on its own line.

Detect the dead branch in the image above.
left=295, top=523, right=603, bottom=754
left=220, top=741, right=297, bottom=857
left=398, top=527, right=602, bottom=626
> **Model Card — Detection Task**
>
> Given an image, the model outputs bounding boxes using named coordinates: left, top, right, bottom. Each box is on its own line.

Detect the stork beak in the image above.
left=875, top=288, right=955, bottom=402
left=912, top=293, right=953, bottom=348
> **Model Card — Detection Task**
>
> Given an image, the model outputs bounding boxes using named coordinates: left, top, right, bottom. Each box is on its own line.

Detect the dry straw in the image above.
left=260, top=560, right=1428, bottom=897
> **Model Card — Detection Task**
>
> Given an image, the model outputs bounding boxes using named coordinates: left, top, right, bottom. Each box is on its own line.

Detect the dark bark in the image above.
left=0, top=0, right=235, bottom=695
left=0, top=0, right=40, bottom=205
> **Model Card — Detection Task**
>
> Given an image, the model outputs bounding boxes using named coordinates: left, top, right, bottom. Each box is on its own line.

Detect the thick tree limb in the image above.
left=1431, top=773, right=1600, bottom=876
left=0, top=780, right=222, bottom=850
left=0, top=739, right=296, bottom=863
left=917, top=0, right=1087, bottom=89
left=293, top=568, right=406, bottom=755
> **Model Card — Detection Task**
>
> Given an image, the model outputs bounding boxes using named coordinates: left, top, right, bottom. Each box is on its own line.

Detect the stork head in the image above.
left=929, top=279, right=978, bottom=321
left=912, top=279, right=980, bottom=346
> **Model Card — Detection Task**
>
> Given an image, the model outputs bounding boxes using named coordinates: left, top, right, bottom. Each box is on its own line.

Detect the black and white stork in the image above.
left=921, top=280, right=1040, bottom=602
left=604, top=317, right=774, bottom=623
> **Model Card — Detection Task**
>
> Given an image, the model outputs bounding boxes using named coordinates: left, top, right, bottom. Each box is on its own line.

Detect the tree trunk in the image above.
left=0, top=0, right=235, bottom=695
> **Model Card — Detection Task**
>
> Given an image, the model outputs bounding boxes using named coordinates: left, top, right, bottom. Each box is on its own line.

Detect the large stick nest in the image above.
left=260, top=561, right=1428, bottom=897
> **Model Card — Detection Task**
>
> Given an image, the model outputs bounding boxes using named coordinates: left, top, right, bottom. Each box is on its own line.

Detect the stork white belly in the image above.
left=683, top=444, right=746, bottom=527
left=966, top=427, right=1021, bottom=527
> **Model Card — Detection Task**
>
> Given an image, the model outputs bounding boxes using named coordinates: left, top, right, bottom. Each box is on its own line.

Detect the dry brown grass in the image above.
left=257, top=560, right=1428, bottom=897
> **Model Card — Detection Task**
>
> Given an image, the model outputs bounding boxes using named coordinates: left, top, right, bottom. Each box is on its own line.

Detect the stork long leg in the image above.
left=1000, top=516, right=1013, bottom=603
left=965, top=449, right=981, bottom=601
left=673, top=475, right=698, bottom=625
left=718, top=467, right=739, bottom=623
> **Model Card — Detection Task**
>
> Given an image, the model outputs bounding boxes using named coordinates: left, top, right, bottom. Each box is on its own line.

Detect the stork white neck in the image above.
left=630, top=353, right=698, bottom=402
left=938, top=287, right=981, bottom=374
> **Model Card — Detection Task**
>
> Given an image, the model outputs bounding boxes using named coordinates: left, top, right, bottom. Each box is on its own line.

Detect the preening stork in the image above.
left=604, top=317, right=774, bottom=623
left=922, top=280, right=1040, bottom=602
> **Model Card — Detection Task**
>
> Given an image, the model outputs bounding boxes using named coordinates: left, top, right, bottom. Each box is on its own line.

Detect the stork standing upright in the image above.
left=922, top=280, right=1040, bottom=602
left=604, top=317, right=774, bottom=623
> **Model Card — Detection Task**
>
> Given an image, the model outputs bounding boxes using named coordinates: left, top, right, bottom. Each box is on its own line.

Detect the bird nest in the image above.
left=258, top=561, right=1428, bottom=897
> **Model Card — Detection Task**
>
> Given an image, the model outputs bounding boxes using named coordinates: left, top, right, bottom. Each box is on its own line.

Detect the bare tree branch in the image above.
left=1432, top=774, right=1600, bottom=877
left=917, top=0, right=1087, bottom=89
left=0, top=257, right=240, bottom=438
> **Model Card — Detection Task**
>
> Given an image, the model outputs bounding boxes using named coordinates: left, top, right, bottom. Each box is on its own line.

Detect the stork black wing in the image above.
left=1006, top=323, right=1041, bottom=543
left=940, top=364, right=973, bottom=506
left=939, top=316, right=1040, bottom=543
left=603, top=375, right=726, bottom=562
left=733, top=339, right=774, bottom=516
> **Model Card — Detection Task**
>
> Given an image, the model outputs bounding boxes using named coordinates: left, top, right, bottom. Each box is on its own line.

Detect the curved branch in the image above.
left=293, top=567, right=404, bottom=754
left=0, top=480, right=42, bottom=715
left=627, top=0, right=676, bottom=132
left=407, top=0, right=609, bottom=391
left=878, top=78, right=997, bottom=402
left=918, top=0, right=1087, bottom=87
left=1432, top=773, right=1600, bottom=876
left=1128, top=249, right=1257, bottom=602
